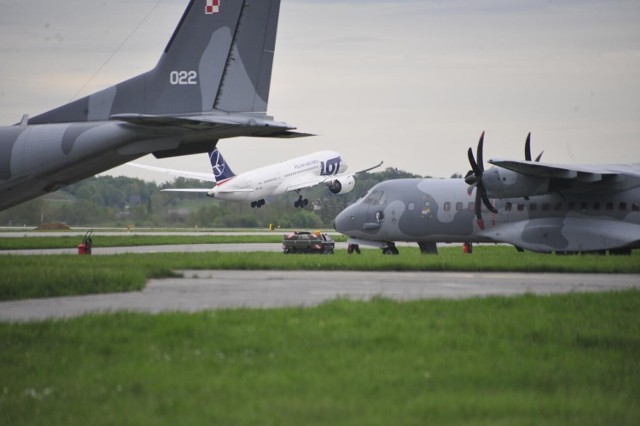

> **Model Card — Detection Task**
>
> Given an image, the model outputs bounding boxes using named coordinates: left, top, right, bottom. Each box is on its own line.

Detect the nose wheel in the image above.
left=382, top=243, right=399, bottom=255
left=347, top=244, right=361, bottom=254
left=294, top=195, right=309, bottom=208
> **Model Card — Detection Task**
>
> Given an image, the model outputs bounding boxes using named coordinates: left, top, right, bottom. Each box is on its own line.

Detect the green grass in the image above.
left=1, top=291, right=639, bottom=425
left=0, top=234, right=299, bottom=250
left=1, top=246, right=638, bottom=301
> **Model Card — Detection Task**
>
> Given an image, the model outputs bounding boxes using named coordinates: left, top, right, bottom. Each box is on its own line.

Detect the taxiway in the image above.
left=1, top=270, right=637, bottom=322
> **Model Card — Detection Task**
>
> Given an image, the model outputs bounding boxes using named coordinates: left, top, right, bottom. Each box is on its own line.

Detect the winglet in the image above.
left=356, top=161, right=384, bottom=174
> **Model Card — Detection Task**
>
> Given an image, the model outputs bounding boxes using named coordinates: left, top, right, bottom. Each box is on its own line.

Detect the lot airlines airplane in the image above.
left=335, top=132, right=640, bottom=255
left=129, top=149, right=382, bottom=208
left=0, top=0, right=307, bottom=212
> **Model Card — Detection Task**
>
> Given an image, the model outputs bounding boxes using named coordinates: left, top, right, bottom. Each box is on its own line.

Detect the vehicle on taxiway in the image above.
left=282, top=231, right=335, bottom=254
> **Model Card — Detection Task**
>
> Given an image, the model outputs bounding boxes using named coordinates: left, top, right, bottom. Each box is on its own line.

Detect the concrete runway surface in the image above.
left=1, top=270, right=638, bottom=322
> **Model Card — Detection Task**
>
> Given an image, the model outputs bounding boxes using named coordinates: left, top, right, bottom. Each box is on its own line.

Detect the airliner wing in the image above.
left=285, top=178, right=324, bottom=193
left=354, top=161, right=384, bottom=174
left=489, top=159, right=640, bottom=182
left=285, top=160, right=383, bottom=192
left=127, top=162, right=217, bottom=182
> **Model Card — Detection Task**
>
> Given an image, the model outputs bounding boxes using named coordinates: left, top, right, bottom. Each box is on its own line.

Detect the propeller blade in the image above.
left=467, top=148, right=481, bottom=178
left=474, top=187, right=482, bottom=222
left=525, top=132, right=532, bottom=161
left=480, top=189, right=498, bottom=214
left=476, top=131, right=485, bottom=172
left=464, top=170, right=477, bottom=185
left=535, top=151, right=544, bottom=162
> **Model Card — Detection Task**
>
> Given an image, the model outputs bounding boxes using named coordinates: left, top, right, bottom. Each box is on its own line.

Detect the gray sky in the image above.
left=1, top=0, right=639, bottom=182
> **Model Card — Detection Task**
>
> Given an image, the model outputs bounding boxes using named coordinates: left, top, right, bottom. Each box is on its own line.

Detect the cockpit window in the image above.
left=363, top=190, right=387, bottom=205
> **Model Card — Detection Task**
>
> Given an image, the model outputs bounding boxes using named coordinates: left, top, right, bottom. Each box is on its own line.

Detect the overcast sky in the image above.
left=1, top=0, right=639, bottom=182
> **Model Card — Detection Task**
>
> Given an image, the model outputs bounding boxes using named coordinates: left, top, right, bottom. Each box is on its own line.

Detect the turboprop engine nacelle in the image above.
left=483, top=167, right=550, bottom=199
left=329, top=175, right=355, bottom=194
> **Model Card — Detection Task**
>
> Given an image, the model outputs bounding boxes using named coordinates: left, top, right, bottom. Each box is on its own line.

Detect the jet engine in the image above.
left=328, top=175, right=355, bottom=194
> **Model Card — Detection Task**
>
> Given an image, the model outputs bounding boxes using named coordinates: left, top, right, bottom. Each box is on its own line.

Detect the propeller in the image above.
left=465, top=131, right=497, bottom=230
left=524, top=132, right=543, bottom=162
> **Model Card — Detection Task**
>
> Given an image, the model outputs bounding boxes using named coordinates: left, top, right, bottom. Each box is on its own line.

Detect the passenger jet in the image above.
left=335, top=132, right=640, bottom=255
left=0, top=0, right=307, bottom=212
left=129, top=149, right=382, bottom=208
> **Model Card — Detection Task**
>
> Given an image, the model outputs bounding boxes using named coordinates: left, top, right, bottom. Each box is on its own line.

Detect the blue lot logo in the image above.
left=321, top=157, right=342, bottom=176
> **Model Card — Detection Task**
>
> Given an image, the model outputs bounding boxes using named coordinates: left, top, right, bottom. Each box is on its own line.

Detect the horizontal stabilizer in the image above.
left=111, top=114, right=313, bottom=138
left=127, top=162, right=216, bottom=182
left=161, top=188, right=211, bottom=193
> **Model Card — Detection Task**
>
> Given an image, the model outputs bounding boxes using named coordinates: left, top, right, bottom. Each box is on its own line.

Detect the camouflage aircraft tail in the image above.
left=30, top=0, right=282, bottom=124
left=209, top=148, right=235, bottom=184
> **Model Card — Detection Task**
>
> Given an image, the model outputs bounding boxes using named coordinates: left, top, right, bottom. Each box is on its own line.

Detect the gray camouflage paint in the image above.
left=0, top=0, right=293, bottom=211
left=335, top=173, right=640, bottom=253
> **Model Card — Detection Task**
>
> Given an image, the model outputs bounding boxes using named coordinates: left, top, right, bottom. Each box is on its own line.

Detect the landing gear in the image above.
left=382, top=243, right=399, bottom=255
left=251, top=199, right=265, bottom=208
left=418, top=241, right=438, bottom=254
left=294, top=195, right=309, bottom=208
left=610, top=248, right=632, bottom=255
left=347, top=244, right=361, bottom=254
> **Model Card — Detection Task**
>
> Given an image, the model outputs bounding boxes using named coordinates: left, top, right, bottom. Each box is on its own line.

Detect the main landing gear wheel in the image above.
left=294, top=196, right=309, bottom=208
left=347, top=244, right=361, bottom=254
left=251, top=199, right=265, bottom=208
left=382, top=243, right=399, bottom=255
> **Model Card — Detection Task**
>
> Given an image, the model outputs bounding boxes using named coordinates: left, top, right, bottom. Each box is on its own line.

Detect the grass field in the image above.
left=1, top=246, right=639, bottom=301
left=1, top=291, right=639, bottom=425
left=0, top=234, right=303, bottom=250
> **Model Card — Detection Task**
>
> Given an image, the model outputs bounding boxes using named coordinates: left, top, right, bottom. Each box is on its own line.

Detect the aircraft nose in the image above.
left=334, top=205, right=354, bottom=234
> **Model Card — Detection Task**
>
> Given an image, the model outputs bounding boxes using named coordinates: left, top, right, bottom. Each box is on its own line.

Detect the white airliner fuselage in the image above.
left=130, top=149, right=381, bottom=208
left=208, top=150, right=349, bottom=201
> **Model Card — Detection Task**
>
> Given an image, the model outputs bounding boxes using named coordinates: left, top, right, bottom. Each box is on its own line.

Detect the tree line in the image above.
left=0, top=168, right=443, bottom=228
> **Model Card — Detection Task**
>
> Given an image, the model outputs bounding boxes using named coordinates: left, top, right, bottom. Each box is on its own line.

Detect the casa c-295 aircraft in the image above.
left=335, top=132, right=640, bottom=255
left=129, top=148, right=383, bottom=208
left=0, top=0, right=307, bottom=212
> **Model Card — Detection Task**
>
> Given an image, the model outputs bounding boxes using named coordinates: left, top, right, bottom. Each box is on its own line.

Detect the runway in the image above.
left=1, top=270, right=638, bottom=322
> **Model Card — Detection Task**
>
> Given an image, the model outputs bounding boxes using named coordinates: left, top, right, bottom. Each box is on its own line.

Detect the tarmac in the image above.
left=1, top=270, right=638, bottom=322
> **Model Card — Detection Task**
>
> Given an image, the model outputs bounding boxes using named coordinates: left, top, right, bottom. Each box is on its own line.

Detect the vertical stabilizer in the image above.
left=209, top=148, right=235, bottom=183
left=30, top=0, right=282, bottom=124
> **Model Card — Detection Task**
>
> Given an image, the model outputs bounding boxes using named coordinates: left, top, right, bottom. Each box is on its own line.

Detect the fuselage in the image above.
left=0, top=121, right=232, bottom=211
left=209, top=150, right=348, bottom=201
left=335, top=178, right=640, bottom=253
left=0, top=122, right=145, bottom=210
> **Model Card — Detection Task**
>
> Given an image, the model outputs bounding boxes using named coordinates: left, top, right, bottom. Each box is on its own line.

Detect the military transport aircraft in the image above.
left=0, top=0, right=307, bottom=212
left=129, top=148, right=382, bottom=208
left=334, top=132, right=640, bottom=255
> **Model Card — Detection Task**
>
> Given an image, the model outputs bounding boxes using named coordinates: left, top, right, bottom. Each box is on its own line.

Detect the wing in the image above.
left=354, top=160, right=384, bottom=175
left=285, top=160, right=384, bottom=192
left=285, top=177, right=325, bottom=192
left=127, top=162, right=217, bottom=182
left=489, top=159, right=640, bottom=183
